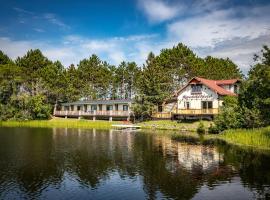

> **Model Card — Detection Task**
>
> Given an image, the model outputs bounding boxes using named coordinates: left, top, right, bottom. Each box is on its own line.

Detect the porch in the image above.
left=152, top=108, right=219, bottom=119
left=54, top=110, right=130, bottom=120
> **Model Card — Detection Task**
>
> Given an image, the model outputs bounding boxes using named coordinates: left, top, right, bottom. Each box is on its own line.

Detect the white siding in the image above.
left=177, top=85, right=221, bottom=109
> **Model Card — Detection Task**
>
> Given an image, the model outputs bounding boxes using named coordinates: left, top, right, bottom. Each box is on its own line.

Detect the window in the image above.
left=91, top=105, right=97, bottom=111
left=123, top=105, right=129, bottom=111
left=106, top=105, right=113, bottom=111
left=64, top=106, right=69, bottom=111
left=202, top=101, right=213, bottom=109
left=191, top=84, right=202, bottom=93
left=84, top=105, right=87, bottom=112
left=77, top=106, right=81, bottom=111
left=115, top=104, right=118, bottom=111
left=185, top=102, right=190, bottom=109
left=98, top=104, right=102, bottom=111
left=71, top=105, right=74, bottom=111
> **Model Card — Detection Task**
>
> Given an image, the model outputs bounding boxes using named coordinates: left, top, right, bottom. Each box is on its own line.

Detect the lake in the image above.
left=0, top=127, right=269, bottom=200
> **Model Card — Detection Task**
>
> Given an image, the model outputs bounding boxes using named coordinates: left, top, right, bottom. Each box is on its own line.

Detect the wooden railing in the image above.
left=173, top=108, right=219, bottom=115
left=151, top=112, right=172, bottom=119
left=54, top=110, right=130, bottom=117
left=152, top=108, right=219, bottom=119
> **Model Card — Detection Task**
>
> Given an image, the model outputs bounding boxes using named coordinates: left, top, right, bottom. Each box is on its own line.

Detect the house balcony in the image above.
left=174, top=108, right=219, bottom=115
left=54, top=110, right=130, bottom=117
left=152, top=108, right=219, bottom=119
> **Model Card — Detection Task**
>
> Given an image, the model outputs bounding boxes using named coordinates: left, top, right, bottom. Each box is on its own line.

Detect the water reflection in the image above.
left=0, top=127, right=269, bottom=199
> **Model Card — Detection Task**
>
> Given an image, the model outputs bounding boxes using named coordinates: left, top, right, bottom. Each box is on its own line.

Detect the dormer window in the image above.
left=191, top=84, right=202, bottom=94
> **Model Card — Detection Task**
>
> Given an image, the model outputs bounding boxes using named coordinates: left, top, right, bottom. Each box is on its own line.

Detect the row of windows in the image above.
left=64, top=104, right=129, bottom=111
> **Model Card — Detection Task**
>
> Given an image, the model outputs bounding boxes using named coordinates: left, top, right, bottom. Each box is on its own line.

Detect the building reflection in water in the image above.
left=0, top=128, right=269, bottom=199
left=152, top=135, right=224, bottom=171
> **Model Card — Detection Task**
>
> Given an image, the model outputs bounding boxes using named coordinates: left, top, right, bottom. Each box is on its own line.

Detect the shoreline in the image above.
left=0, top=119, right=269, bottom=150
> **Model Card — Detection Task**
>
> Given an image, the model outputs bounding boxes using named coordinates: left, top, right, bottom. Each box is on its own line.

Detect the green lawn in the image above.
left=137, top=120, right=211, bottom=132
left=0, top=118, right=122, bottom=129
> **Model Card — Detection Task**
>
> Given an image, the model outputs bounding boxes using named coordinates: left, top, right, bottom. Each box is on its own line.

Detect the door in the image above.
left=201, top=101, right=213, bottom=113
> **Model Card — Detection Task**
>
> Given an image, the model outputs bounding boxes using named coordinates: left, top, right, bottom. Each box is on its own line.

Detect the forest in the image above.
left=0, top=43, right=269, bottom=131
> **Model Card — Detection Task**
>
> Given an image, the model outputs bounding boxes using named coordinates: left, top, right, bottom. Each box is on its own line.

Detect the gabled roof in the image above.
left=174, top=77, right=240, bottom=97
left=215, top=79, right=239, bottom=85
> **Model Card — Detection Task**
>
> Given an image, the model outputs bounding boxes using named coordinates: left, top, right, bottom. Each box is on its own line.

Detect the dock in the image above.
left=112, top=124, right=141, bottom=130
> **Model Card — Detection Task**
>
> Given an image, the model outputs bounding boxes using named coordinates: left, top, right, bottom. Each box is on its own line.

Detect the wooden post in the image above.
left=78, top=110, right=81, bottom=119
left=93, top=110, right=96, bottom=121
left=53, top=104, right=57, bottom=116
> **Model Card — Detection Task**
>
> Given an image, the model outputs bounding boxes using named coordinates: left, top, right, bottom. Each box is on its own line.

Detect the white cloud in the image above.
left=2, top=3, right=270, bottom=74
left=138, top=0, right=182, bottom=23
left=0, top=34, right=159, bottom=67
left=13, top=7, right=70, bottom=30
left=167, top=7, right=270, bottom=48
left=166, top=5, right=270, bottom=72
left=43, top=13, right=70, bottom=30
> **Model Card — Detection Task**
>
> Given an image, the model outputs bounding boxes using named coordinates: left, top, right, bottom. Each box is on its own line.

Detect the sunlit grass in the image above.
left=0, top=118, right=122, bottom=129
left=137, top=120, right=211, bottom=131
left=216, top=127, right=270, bottom=150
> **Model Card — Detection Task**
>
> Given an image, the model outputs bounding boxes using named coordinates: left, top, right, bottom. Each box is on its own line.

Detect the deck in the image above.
left=54, top=110, right=130, bottom=117
left=152, top=108, right=219, bottom=119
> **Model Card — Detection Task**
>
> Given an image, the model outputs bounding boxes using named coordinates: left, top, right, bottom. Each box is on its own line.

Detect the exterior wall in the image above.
left=61, top=103, right=130, bottom=111
left=177, top=85, right=220, bottom=109
left=220, top=83, right=240, bottom=94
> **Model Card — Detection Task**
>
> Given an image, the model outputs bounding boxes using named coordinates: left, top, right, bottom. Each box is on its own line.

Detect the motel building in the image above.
left=54, top=99, right=132, bottom=121
left=153, top=77, right=241, bottom=120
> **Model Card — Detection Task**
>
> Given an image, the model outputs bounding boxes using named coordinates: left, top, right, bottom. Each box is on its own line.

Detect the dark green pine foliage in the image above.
left=77, top=54, right=111, bottom=99
left=201, top=56, right=243, bottom=80
left=16, top=49, right=52, bottom=96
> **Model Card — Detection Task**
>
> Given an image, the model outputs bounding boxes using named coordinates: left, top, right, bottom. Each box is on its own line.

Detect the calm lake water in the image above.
left=0, top=127, right=269, bottom=200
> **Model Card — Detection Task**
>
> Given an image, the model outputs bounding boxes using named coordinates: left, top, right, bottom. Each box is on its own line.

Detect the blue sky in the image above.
left=0, top=0, right=270, bottom=73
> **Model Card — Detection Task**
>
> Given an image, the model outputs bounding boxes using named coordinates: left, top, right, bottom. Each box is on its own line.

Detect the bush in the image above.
left=27, top=95, right=52, bottom=119
left=196, top=121, right=205, bottom=134
left=214, top=96, right=243, bottom=132
left=208, top=123, right=219, bottom=134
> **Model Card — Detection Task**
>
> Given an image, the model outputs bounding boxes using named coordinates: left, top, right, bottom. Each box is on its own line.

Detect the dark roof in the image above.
left=61, top=99, right=133, bottom=106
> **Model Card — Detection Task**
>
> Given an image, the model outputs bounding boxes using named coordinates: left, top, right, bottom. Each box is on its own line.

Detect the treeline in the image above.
left=213, top=46, right=270, bottom=131
left=0, top=43, right=243, bottom=121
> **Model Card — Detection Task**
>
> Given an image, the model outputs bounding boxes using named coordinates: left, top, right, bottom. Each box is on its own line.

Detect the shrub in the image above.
left=214, top=96, right=243, bottom=132
left=208, top=123, right=219, bottom=134
left=196, top=121, right=205, bottom=134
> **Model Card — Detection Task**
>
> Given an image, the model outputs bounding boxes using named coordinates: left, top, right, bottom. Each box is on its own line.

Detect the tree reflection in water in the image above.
left=0, top=127, right=269, bottom=199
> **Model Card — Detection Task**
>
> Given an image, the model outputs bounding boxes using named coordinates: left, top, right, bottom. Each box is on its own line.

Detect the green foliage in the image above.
left=131, top=96, right=155, bottom=121
left=214, top=96, right=243, bottom=131
left=196, top=121, right=205, bottom=134
left=27, top=95, right=52, bottom=119
left=208, top=123, right=219, bottom=134
left=239, top=45, right=270, bottom=127
left=201, top=56, right=242, bottom=80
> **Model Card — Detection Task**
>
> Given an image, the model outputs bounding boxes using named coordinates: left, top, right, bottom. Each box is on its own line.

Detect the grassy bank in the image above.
left=216, top=127, right=270, bottom=150
left=171, top=126, right=270, bottom=150
left=137, top=120, right=211, bottom=132
left=0, top=118, right=122, bottom=129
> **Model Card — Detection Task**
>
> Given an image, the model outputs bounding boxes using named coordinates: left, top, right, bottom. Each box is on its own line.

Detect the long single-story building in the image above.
left=54, top=99, right=132, bottom=121
left=152, top=77, right=241, bottom=120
